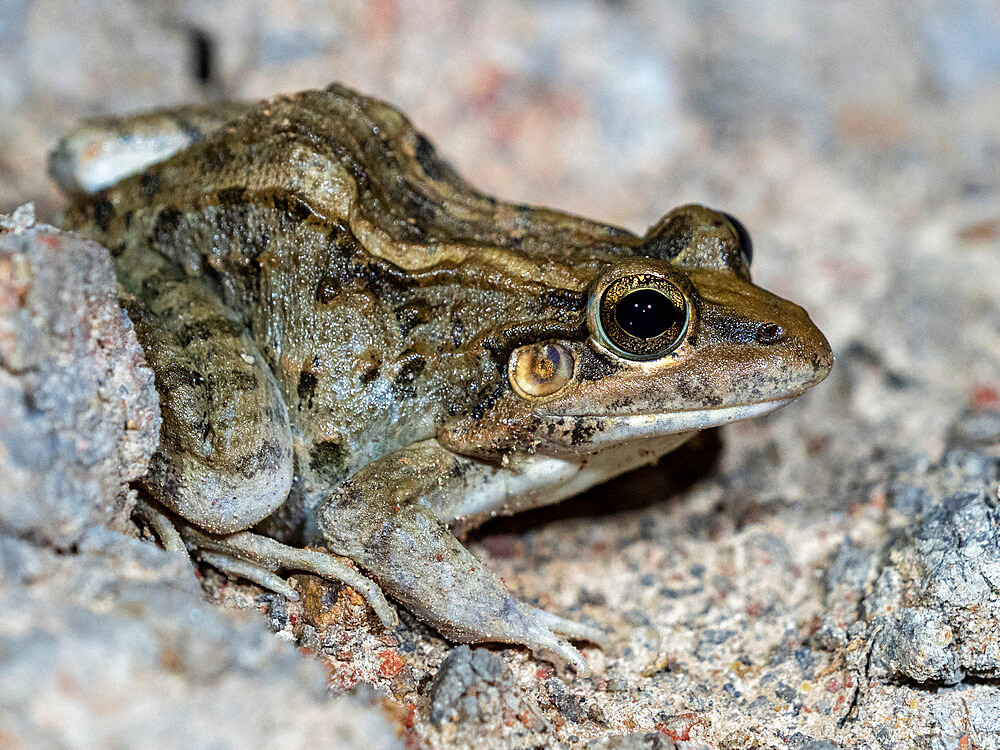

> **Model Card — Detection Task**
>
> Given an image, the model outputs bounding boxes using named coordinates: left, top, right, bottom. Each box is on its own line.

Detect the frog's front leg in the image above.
left=316, top=440, right=625, bottom=674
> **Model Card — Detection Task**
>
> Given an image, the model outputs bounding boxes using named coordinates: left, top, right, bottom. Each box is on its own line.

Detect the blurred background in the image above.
left=2, top=2, right=999, bottom=746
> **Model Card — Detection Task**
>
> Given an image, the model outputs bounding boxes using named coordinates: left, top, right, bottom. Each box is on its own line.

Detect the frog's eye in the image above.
left=509, top=343, right=574, bottom=398
left=722, top=212, right=753, bottom=267
left=597, top=275, right=689, bottom=360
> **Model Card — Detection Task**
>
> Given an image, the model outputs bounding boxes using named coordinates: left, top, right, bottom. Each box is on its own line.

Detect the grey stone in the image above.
left=868, top=460, right=1000, bottom=684
left=0, top=534, right=403, bottom=748
left=429, top=645, right=523, bottom=728
left=545, top=675, right=584, bottom=722
left=585, top=732, right=680, bottom=749
left=0, top=209, right=159, bottom=547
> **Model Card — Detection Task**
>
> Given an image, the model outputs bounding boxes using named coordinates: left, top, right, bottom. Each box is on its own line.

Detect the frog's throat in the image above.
left=535, top=397, right=794, bottom=451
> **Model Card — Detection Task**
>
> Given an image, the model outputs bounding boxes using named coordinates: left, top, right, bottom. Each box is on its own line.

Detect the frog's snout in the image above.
left=781, top=308, right=834, bottom=394
left=815, top=331, right=835, bottom=378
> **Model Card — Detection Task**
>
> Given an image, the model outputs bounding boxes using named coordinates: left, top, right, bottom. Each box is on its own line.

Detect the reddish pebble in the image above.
left=972, top=385, right=1000, bottom=409
left=377, top=649, right=404, bottom=678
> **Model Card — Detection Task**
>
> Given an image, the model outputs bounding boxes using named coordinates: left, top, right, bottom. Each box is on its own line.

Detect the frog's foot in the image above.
left=179, top=525, right=397, bottom=629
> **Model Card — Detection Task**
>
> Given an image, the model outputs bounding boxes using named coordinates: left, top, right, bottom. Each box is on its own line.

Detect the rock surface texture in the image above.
left=0, top=206, right=158, bottom=545
left=1, top=1, right=999, bottom=748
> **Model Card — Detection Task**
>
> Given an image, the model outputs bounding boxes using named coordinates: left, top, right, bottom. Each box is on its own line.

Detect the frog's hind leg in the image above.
left=118, top=256, right=295, bottom=536
left=179, top=525, right=397, bottom=628
left=315, top=440, right=610, bottom=674
left=132, top=492, right=397, bottom=626
left=50, top=101, right=251, bottom=195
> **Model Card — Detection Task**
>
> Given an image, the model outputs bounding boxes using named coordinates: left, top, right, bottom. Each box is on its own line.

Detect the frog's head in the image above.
left=441, top=205, right=833, bottom=458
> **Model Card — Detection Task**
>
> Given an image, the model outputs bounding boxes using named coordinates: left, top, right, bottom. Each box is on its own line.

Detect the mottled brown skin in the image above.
left=60, top=84, right=833, bottom=672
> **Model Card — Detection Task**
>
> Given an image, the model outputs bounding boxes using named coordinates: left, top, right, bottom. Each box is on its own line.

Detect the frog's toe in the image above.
left=198, top=551, right=300, bottom=601
left=526, top=605, right=610, bottom=648
left=517, top=621, right=590, bottom=676
left=133, top=497, right=187, bottom=553
left=491, top=601, right=602, bottom=675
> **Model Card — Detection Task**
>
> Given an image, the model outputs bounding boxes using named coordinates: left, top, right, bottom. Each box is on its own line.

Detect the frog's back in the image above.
left=66, top=84, right=636, bottom=278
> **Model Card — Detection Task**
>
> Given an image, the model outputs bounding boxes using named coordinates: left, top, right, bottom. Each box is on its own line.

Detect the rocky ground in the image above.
left=1, top=1, right=999, bottom=748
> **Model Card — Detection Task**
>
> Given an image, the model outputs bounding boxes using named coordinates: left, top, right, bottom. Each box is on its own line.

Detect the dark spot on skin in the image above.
left=235, top=439, right=283, bottom=476
left=571, top=420, right=597, bottom=446
left=139, top=172, right=161, bottom=198
left=216, top=187, right=246, bottom=205
left=356, top=354, right=381, bottom=385
left=152, top=207, right=182, bottom=248
left=315, top=276, right=339, bottom=304
left=399, top=188, right=440, bottom=238
left=467, top=382, right=507, bottom=421
left=309, top=441, right=347, bottom=482
left=451, top=318, right=466, bottom=348
left=395, top=302, right=432, bottom=337
left=188, top=370, right=205, bottom=387
left=348, top=160, right=371, bottom=197
left=123, top=210, right=133, bottom=229
left=92, top=197, right=115, bottom=232
left=297, top=371, right=318, bottom=401
left=340, top=255, right=415, bottom=298
left=392, top=351, right=426, bottom=396
left=201, top=141, right=233, bottom=171
left=415, top=133, right=445, bottom=180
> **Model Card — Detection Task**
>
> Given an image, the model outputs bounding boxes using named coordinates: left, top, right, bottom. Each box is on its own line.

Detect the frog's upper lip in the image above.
left=536, top=397, right=795, bottom=449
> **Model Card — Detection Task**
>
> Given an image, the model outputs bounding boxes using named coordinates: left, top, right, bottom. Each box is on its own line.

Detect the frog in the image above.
left=52, top=83, right=833, bottom=674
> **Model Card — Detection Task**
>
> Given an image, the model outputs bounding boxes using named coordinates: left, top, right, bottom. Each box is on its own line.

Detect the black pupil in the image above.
left=615, top=289, right=680, bottom=339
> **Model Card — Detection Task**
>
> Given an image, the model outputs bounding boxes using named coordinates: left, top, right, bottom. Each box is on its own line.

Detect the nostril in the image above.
left=755, top=323, right=784, bottom=345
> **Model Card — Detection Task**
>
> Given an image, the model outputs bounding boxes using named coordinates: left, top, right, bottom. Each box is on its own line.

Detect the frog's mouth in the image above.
left=534, top=397, right=794, bottom=452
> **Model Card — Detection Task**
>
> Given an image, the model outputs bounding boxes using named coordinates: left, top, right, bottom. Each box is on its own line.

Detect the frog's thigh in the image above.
left=121, top=281, right=293, bottom=535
